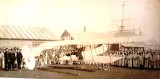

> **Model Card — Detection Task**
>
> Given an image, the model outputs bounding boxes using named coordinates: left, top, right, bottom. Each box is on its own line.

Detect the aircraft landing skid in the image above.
left=75, top=62, right=110, bottom=71
left=76, top=62, right=85, bottom=68
left=97, top=63, right=110, bottom=71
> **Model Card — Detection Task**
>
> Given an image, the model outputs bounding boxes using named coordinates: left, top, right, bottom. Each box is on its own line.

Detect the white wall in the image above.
left=0, top=40, right=46, bottom=49
left=0, top=40, right=32, bottom=48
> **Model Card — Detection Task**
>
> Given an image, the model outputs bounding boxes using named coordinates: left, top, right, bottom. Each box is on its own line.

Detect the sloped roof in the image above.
left=0, top=25, right=58, bottom=41
left=61, top=29, right=139, bottom=40
left=60, top=29, right=148, bottom=47
left=61, top=30, right=71, bottom=37
left=121, top=41, right=146, bottom=47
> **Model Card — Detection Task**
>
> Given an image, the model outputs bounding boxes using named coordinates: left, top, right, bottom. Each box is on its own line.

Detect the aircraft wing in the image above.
left=38, top=37, right=140, bottom=48
left=31, top=37, right=142, bottom=56
left=59, top=55, right=78, bottom=61
left=58, top=55, right=124, bottom=64
left=83, top=56, right=124, bottom=64
left=31, top=39, right=108, bottom=56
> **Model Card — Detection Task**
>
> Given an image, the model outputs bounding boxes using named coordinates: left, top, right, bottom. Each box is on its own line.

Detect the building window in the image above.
left=32, top=41, right=44, bottom=47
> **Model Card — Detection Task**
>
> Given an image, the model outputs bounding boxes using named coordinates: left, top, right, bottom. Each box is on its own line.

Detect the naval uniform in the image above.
left=9, top=52, right=16, bottom=70
left=17, top=51, right=23, bottom=70
left=4, top=51, right=9, bottom=70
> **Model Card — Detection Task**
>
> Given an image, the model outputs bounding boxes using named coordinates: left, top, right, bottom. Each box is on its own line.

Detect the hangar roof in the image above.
left=0, top=25, right=58, bottom=41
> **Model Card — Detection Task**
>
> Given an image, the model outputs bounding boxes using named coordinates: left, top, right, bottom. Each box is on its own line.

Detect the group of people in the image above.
left=34, top=45, right=160, bottom=70
left=105, top=49, right=160, bottom=69
left=35, top=49, right=56, bottom=68
left=0, top=47, right=23, bottom=71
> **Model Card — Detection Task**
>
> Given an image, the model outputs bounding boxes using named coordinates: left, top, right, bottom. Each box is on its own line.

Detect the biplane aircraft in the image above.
left=24, top=36, right=142, bottom=70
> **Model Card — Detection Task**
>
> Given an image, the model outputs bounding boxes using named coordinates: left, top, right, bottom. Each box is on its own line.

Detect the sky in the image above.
left=0, top=0, right=160, bottom=44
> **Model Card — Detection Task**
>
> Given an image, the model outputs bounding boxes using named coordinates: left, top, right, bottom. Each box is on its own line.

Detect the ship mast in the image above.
left=120, top=0, right=125, bottom=32
left=117, top=0, right=141, bottom=35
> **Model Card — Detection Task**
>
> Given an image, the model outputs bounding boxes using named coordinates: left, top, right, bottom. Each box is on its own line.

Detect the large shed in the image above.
left=0, top=25, right=58, bottom=49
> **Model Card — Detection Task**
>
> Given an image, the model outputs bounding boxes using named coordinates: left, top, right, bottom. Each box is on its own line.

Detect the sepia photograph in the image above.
left=0, top=0, right=160, bottom=79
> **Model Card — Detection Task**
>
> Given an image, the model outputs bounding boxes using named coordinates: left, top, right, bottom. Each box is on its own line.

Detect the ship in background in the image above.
left=105, top=0, right=160, bottom=51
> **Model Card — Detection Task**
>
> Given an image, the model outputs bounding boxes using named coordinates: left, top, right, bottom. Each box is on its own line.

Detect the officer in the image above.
left=133, top=52, right=138, bottom=67
left=16, top=49, right=23, bottom=71
left=0, top=49, right=3, bottom=69
left=138, top=53, right=144, bottom=68
left=10, top=49, right=16, bottom=70
left=144, top=51, right=150, bottom=68
left=4, top=48, right=9, bottom=71
left=7, top=49, right=12, bottom=70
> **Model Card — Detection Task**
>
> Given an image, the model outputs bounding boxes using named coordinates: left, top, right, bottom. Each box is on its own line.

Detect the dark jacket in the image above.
left=4, top=51, right=9, bottom=61
left=17, top=52, right=23, bottom=61
left=10, top=53, right=16, bottom=62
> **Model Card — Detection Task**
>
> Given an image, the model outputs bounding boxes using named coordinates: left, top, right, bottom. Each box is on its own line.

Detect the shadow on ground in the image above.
left=48, top=65, right=96, bottom=72
left=37, top=65, right=97, bottom=76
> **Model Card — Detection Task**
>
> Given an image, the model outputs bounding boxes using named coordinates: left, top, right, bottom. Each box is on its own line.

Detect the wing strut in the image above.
left=103, top=44, right=105, bottom=53
left=82, top=44, right=85, bottom=59
left=90, top=45, right=94, bottom=61
left=69, top=53, right=73, bottom=65
left=108, top=44, right=112, bottom=63
left=94, top=44, right=97, bottom=55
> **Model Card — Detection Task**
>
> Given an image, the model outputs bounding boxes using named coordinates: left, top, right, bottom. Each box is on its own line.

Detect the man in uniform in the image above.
left=4, top=48, right=9, bottom=71
left=133, top=52, right=138, bottom=68
left=16, top=49, right=23, bottom=71
left=10, top=49, right=16, bottom=70
left=144, top=51, right=150, bottom=68
left=138, top=53, right=144, bottom=69
left=0, top=49, right=3, bottom=69
left=127, top=52, right=133, bottom=68
left=7, top=49, right=12, bottom=70
left=14, top=48, right=18, bottom=69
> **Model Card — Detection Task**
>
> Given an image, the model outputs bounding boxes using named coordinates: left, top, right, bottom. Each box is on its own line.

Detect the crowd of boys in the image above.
left=105, top=49, right=160, bottom=69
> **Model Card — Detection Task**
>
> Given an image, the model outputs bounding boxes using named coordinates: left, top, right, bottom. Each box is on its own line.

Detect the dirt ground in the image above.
left=0, top=65, right=159, bottom=79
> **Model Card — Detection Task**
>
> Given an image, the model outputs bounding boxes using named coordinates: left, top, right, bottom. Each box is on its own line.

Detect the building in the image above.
left=60, top=29, right=150, bottom=51
left=0, top=25, right=58, bottom=49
